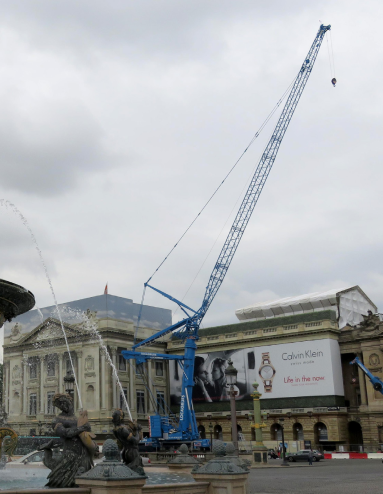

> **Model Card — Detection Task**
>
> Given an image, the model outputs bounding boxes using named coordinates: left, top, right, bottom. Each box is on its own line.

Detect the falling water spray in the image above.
left=0, top=199, right=83, bottom=409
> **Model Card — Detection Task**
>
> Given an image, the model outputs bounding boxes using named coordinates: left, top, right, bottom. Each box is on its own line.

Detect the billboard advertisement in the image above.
left=170, top=338, right=344, bottom=405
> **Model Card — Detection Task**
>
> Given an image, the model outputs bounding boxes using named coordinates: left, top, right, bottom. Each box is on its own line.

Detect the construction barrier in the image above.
left=324, top=453, right=383, bottom=459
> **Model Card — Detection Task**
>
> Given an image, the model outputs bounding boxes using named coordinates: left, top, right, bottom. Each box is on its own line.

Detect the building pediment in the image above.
left=15, top=317, right=84, bottom=347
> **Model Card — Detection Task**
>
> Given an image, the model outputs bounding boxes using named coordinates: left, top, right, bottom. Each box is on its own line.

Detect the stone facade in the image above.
left=2, top=314, right=170, bottom=438
left=168, top=310, right=383, bottom=452
left=3, top=297, right=383, bottom=452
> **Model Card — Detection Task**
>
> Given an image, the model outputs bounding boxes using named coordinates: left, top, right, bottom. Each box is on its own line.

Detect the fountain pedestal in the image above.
left=192, top=441, right=249, bottom=494
left=76, top=439, right=147, bottom=494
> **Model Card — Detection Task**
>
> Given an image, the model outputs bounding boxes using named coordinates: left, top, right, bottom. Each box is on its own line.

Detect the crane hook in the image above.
left=331, top=77, right=337, bottom=87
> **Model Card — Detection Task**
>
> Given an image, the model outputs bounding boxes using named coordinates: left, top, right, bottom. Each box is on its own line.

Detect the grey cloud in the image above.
left=1, top=1, right=316, bottom=61
left=0, top=97, right=125, bottom=196
left=2, top=1, right=383, bottom=365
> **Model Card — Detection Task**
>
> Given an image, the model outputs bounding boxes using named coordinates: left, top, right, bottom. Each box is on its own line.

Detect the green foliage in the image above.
left=0, top=362, right=3, bottom=404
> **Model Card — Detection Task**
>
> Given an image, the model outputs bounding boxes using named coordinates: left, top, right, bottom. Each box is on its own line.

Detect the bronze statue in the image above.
left=112, top=409, right=144, bottom=475
left=39, top=393, right=97, bottom=488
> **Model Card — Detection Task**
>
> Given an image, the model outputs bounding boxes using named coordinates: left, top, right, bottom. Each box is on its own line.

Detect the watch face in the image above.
left=260, top=365, right=274, bottom=379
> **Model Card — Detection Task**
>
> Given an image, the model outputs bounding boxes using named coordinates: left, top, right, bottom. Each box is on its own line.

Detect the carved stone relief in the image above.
left=10, top=323, right=22, bottom=342
left=369, top=353, right=380, bottom=367
left=12, top=365, right=21, bottom=380
left=85, top=355, right=94, bottom=371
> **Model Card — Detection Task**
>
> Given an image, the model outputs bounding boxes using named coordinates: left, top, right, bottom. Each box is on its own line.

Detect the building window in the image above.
left=174, top=362, right=179, bottom=381
left=155, top=362, right=164, bottom=377
left=136, top=363, right=144, bottom=376
left=156, top=391, right=166, bottom=414
left=47, top=360, right=55, bottom=377
left=30, top=362, right=37, bottom=379
left=120, top=388, right=128, bottom=411
left=29, top=393, right=37, bottom=415
left=47, top=392, right=55, bottom=414
left=137, top=390, right=145, bottom=414
left=119, top=354, right=126, bottom=371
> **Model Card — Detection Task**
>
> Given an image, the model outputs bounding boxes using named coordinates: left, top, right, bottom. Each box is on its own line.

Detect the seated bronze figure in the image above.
left=39, top=393, right=97, bottom=488
left=112, top=409, right=144, bottom=475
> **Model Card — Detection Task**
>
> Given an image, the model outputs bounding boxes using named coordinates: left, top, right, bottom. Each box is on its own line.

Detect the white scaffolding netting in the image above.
left=235, top=286, right=377, bottom=329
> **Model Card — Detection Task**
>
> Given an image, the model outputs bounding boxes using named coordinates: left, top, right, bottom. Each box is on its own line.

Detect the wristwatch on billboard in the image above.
left=259, top=352, right=276, bottom=392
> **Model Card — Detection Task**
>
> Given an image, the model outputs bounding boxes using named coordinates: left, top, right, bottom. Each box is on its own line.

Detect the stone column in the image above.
left=129, top=363, right=135, bottom=413
left=58, top=354, right=63, bottom=393
left=149, top=361, right=155, bottom=413
left=23, top=360, right=27, bottom=414
left=77, top=351, right=83, bottom=411
left=4, top=362, right=9, bottom=414
left=111, top=347, right=117, bottom=409
left=357, top=353, right=368, bottom=405
left=101, top=351, right=106, bottom=410
left=40, top=357, right=44, bottom=414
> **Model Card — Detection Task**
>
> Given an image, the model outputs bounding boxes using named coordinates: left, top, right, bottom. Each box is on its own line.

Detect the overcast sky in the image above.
left=1, top=0, right=383, bottom=361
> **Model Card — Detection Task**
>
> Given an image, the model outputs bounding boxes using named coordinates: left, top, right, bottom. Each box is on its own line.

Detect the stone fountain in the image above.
left=0, top=279, right=35, bottom=466
left=0, top=278, right=35, bottom=328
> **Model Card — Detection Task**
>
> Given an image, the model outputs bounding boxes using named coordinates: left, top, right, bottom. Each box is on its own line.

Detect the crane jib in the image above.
left=200, top=24, right=331, bottom=321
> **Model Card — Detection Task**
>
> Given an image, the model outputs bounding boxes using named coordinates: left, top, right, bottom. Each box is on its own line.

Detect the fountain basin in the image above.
left=0, top=279, right=35, bottom=326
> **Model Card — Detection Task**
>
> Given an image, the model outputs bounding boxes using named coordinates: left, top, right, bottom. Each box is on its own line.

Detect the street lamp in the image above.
left=250, top=382, right=268, bottom=464
left=279, top=418, right=290, bottom=467
left=225, top=359, right=238, bottom=455
left=209, top=422, right=214, bottom=451
left=64, top=371, right=75, bottom=399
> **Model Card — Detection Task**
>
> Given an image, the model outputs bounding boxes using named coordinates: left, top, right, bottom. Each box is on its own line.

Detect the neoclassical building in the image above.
left=2, top=294, right=172, bottom=438
left=3, top=286, right=383, bottom=452
left=167, top=286, right=383, bottom=452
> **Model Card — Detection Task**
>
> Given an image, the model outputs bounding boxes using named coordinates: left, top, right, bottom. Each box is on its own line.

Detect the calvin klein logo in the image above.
left=282, top=350, right=324, bottom=360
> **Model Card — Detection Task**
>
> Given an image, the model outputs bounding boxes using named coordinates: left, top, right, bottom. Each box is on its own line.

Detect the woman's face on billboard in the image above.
left=212, top=364, right=223, bottom=381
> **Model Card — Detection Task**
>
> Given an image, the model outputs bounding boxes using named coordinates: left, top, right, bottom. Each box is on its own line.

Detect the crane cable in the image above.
left=133, top=73, right=299, bottom=344
left=145, top=73, right=298, bottom=287
left=172, top=124, right=277, bottom=320
left=326, top=29, right=336, bottom=79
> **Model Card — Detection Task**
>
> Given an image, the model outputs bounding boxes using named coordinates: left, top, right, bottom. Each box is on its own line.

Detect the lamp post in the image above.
left=279, top=418, right=290, bottom=467
left=250, top=381, right=268, bottom=464
left=64, top=371, right=75, bottom=400
left=225, top=359, right=238, bottom=455
left=307, top=410, right=313, bottom=449
left=209, top=422, right=214, bottom=451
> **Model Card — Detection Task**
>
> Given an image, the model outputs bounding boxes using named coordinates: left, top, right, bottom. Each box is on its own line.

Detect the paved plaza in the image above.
left=249, top=459, right=383, bottom=494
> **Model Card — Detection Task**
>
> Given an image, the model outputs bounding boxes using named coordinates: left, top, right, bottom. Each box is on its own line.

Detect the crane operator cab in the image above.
left=331, top=78, right=337, bottom=87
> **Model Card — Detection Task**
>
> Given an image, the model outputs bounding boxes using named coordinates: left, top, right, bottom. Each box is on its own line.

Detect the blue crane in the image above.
left=351, top=357, right=383, bottom=394
left=123, top=23, right=331, bottom=445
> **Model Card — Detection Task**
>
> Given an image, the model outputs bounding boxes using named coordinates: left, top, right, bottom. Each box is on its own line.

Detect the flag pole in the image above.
left=104, top=283, right=108, bottom=329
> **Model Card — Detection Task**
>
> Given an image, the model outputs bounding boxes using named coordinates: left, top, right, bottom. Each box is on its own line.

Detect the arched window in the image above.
left=293, top=423, right=304, bottom=441
left=348, top=421, right=363, bottom=451
left=214, top=424, right=223, bottom=440
left=237, top=424, right=244, bottom=441
left=271, top=423, right=282, bottom=441
left=314, top=422, right=328, bottom=445
left=198, top=425, right=206, bottom=439
left=86, top=385, right=95, bottom=410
